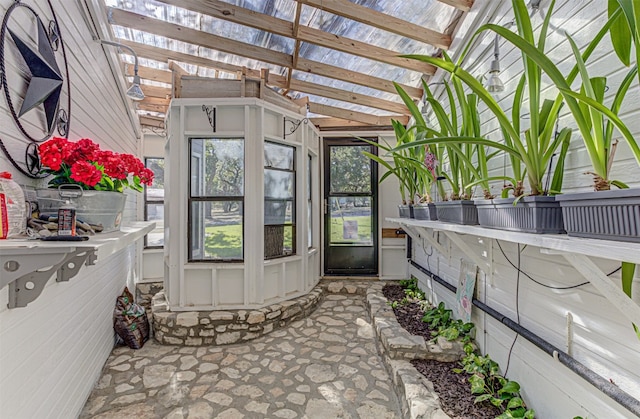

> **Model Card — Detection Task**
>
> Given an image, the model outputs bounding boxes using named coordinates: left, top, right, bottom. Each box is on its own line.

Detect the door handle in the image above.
left=324, top=199, right=328, bottom=215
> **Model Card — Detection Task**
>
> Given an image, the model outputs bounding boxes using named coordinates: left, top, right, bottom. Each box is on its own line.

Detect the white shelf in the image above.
left=0, top=222, right=154, bottom=308
left=387, top=217, right=640, bottom=264
left=388, top=217, right=640, bottom=328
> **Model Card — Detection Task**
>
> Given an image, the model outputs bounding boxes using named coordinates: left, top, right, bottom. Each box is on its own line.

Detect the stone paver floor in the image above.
left=80, top=293, right=402, bottom=418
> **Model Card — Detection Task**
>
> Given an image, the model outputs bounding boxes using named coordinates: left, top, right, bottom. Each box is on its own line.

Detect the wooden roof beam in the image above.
left=144, top=2, right=435, bottom=74
left=308, top=102, right=408, bottom=126
left=297, top=0, right=451, bottom=50
left=116, top=39, right=288, bottom=88
left=124, top=64, right=172, bottom=84
left=289, top=79, right=407, bottom=114
left=139, top=116, right=166, bottom=129
left=110, top=8, right=293, bottom=68
left=438, top=0, right=474, bottom=12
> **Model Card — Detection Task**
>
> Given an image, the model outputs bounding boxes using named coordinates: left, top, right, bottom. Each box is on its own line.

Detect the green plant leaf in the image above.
left=500, top=380, right=521, bottom=395
left=469, top=374, right=486, bottom=394
left=474, top=394, right=492, bottom=403
left=507, top=397, right=525, bottom=409
left=610, top=0, right=632, bottom=66
left=491, top=396, right=505, bottom=407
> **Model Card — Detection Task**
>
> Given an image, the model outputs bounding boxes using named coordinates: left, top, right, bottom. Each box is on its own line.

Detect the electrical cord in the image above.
left=496, top=239, right=595, bottom=290
left=504, top=243, right=522, bottom=377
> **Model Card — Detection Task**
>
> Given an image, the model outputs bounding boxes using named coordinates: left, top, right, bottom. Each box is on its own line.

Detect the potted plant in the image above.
left=37, top=137, right=153, bottom=232
left=393, top=0, right=584, bottom=234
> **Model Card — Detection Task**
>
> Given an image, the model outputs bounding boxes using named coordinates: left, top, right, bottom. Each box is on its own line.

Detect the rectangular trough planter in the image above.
left=435, top=200, right=478, bottom=225
left=413, top=203, right=438, bottom=221
left=555, top=188, right=640, bottom=242
left=398, top=205, right=415, bottom=218
left=475, top=196, right=565, bottom=234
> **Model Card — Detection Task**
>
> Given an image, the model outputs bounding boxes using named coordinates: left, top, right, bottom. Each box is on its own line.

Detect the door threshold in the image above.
left=322, top=276, right=380, bottom=281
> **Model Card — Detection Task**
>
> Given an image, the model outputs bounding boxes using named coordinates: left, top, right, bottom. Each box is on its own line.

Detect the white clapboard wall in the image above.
left=0, top=0, right=141, bottom=418
left=410, top=1, right=640, bottom=418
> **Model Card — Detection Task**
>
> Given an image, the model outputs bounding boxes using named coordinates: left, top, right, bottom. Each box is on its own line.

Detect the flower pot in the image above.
left=36, top=189, right=127, bottom=233
left=555, top=188, right=640, bottom=242
left=413, top=203, right=438, bottom=221
left=435, top=200, right=478, bottom=225
left=398, top=205, right=410, bottom=218
left=475, top=196, right=565, bottom=234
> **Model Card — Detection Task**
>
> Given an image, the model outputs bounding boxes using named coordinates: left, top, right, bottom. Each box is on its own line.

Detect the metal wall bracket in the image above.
left=2, top=248, right=96, bottom=308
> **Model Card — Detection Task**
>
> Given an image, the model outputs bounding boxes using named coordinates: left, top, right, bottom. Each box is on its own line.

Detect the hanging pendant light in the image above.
left=485, top=35, right=505, bottom=93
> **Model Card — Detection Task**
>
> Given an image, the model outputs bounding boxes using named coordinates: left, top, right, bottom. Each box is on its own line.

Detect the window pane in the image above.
left=264, top=170, right=294, bottom=199
left=190, top=201, right=243, bottom=260
left=191, top=138, right=244, bottom=197
left=265, top=225, right=295, bottom=259
left=265, top=199, right=294, bottom=225
left=264, top=142, right=294, bottom=170
left=329, top=197, right=373, bottom=245
left=308, top=205, right=312, bottom=248
left=145, top=158, right=165, bottom=199
left=330, top=146, right=371, bottom=194
left=146, top=203, right=164, bottom=247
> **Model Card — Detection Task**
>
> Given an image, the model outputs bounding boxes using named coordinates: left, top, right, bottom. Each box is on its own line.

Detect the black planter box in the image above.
left=475, top=196, right=565, bottom=234
left=555, top=189, right=640, bottom=242
left=413, top=203, right=438, bottom=220
left=435, top=200, right=478, bottom=225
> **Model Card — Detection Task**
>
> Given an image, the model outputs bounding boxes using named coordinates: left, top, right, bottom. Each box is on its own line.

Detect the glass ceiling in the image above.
left=104, top=0, right=461, bottom=119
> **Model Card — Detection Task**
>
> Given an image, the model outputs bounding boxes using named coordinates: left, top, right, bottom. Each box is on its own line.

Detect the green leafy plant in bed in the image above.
left=455, top=344, right=535, bottom=418
left=422, top=302, right=474, bottom=343
left=388, top=278, right=426, bottom=308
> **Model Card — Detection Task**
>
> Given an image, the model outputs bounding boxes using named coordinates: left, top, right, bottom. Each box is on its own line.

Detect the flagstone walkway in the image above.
left=80, top=286, right=402, bottom=418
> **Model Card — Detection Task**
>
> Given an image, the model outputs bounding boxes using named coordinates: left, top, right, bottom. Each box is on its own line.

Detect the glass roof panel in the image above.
left=105, top=0, right=463, bottom=118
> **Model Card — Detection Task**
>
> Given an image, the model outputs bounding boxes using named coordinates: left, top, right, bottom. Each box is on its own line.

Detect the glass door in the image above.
left=323, top=138, right=378, bottom=275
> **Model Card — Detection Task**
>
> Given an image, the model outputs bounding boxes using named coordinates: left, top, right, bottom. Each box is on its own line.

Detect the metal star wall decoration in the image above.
left=8, top=15, right=63, bottom=134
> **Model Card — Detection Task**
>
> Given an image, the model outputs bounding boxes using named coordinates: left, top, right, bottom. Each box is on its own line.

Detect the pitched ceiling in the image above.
left=100, top=0, right=471, bottom=130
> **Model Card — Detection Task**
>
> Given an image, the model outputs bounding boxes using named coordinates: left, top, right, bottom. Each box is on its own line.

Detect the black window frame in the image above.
left=188, top=137, right=245, bottom=263
left=144, top=157, right=165, bottom=249
left=264, top=140, right=296, bottom=260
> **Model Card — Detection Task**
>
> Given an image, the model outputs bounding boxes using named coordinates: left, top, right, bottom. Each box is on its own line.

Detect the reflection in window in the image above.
left=308, top=154, right=312, bottom=249
left=264, top=141, right=295, bottom=259
left=330, top=145, right=371, bottom=194
left=329, top=196, right=373, bottom=245
left=144, top=158, right=164, bottom=248
left=189, top=138, right=244, bottom=261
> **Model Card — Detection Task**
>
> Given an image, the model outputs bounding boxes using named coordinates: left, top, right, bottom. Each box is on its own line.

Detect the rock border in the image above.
left=151, top=280, right=365, bottom=347
left=365, top=282, right=464, bottom=419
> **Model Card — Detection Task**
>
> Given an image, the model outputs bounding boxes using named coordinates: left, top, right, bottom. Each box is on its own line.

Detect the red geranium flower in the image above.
left=70, top=161, right=103, bottom=187
left=39, top=137, right=151, bottom=192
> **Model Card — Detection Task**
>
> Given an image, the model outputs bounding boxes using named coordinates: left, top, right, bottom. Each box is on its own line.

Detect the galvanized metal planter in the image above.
left=36, top=188, right=127, bottom=233
left=398, top=205, right=411, bottom=218
left=435, top=200, right=478, bottom=225
left=555, top=188, right=640, bottom=242
left=413, top=203, right=438, bottom=221
left=475, top=196, right=565, bottom=234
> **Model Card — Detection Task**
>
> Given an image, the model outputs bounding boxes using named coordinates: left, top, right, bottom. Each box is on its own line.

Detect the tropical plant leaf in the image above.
left=609, top=0, right=632, bottom=66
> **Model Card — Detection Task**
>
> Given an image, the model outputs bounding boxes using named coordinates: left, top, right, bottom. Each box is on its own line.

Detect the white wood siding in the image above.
left=0, top=0, right=142, bottom=418
left=409, top=1, right=640, bottom=417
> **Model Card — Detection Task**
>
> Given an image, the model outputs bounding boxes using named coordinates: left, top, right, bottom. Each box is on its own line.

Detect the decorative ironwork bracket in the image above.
left=283, top=117, right=308, bottom=138
left=202, top=105, right=216, bottom=132
left=1, top=248, right=96, bottom=308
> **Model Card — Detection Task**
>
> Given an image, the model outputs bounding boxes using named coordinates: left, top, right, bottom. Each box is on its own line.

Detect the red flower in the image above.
left=39, top=137, right=151, bottom=191
left=139, top=167, right=154, bottom=185
left=70, top=161, right=103, bottom=187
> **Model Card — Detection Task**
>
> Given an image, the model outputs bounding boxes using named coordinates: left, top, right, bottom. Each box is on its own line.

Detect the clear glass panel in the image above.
left=265, top=199, right=294, bottom=225
left=146, top=203, right=164, bottom=247
left=145, top=158, right=165, bottom=199
left=265, top=224, right=295, bottom=259
left=308, top=204, right=312, bottom=249
left=264, top=142, right=294, bottom=170
left=329, top=197, right=372, bottom=245
left=190, top=138, right=244, bottom=197
left=264, top=170, right=294, bottom=199
left=330, top=146, right=372, bottom=194
left=190, top=201, right=243, bottom=260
